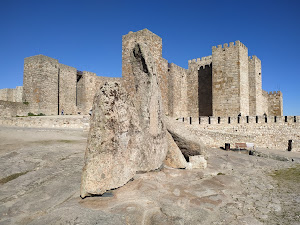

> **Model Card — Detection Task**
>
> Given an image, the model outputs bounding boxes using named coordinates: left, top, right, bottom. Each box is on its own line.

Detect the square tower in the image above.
left=212, top=41, right=249, bottom=117
left=23, top=55, right=59, bottom=115
left=248, top=55, right=263, bottom=116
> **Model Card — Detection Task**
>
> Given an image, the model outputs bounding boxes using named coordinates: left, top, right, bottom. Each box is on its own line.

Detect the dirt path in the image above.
left=0, top=126, right=299, bottom=224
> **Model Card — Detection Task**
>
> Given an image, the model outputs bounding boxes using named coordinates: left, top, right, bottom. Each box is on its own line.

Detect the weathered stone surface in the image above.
left=1, top=127, right=300, bottom=225
left=125, top=42, right=167, bottom=171
left=81, top=43, right=167, bottom=197
left=164, top=132, right=187, bottom=169
left=165, top=116, right=207, bottom=161
left=80, top=82, right=141, bottom=198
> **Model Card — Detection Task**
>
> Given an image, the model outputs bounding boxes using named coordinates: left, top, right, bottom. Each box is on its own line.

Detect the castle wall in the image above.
left=23, top=55, right=59, bottom=115
left=0, top=89, right=8, bottom=101
left=262, top=90, right=269, bottom=114
left=248, top=56, right=263, bottom=116
left=122, top=29, right=169, bottom=114
left=76, top=71, right=97, bottom=114
left=168, top=63, right=188, bottom=117
left=187, top=62, right=199, bottom=117
left=268, top=91, right=283, bottom=116
left=6, top=89, right=14, bottom=102
left=178, top=116, right=300, bottom=150
left=75, top=72, right=121, bottom=115
left=212, top=41, right=249, bottom=117
left=14, top=86, right=23, bottom=102
left=0, top=87, right=23, bottom=102
left=0, top=115, right=90, bottom=130
left=59, top=64, right=77, bottom=115
left=0, top=100, right=29, bottom=117
left=95, top=76, right=121, bottom=91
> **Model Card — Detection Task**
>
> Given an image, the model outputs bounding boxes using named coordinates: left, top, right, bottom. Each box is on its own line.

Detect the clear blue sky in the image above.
left=0, top=0, right=299, bottom=115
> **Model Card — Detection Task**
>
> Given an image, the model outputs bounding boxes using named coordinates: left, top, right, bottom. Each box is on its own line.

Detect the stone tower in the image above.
left=212, top=41, right=249, bottom=117
left=248, top=55, right=263, bottom=116
left=23, top=55, right=59, bottom=115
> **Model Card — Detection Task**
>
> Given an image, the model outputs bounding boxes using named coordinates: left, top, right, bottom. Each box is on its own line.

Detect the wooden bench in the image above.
left=235, top=143, right=255, bottom=150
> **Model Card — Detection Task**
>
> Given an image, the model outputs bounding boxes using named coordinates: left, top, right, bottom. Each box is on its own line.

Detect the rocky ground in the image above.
left=0, top=126, right=299, bottom=225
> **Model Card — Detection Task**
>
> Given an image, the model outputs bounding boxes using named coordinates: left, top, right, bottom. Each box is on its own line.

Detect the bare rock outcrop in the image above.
left=80, top=43, right=167, bottom=198
left=128, top=43, right=167, bottom=171
left=165, top=117, right=207, bottom=162
left=164, top=132, right=187, bottom=168
left=80, top=82, right=140, bottom=198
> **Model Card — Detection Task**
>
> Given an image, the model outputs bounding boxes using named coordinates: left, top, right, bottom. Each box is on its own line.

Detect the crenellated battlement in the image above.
left=212, top=40, right=248, bottom=50
left=175, top=116, right=299, bottom=150
left=248, top=55, right=261, bottom=63
left=199, top=64, right=212, bottom=70
left=188, top=55, right=212, bottom=64
left=188, top=55, right=212, bottom=70
left=268, top=91, right=282, bottom=96
left=179, top=115, right=300, bottom=126
left=0, top=29, right=285, bottom=121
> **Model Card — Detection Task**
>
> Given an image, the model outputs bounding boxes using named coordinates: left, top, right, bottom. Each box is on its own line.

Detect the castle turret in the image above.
left=23, top=55, right=60, bottom=115
left=212, top=41, right=249, bottom=117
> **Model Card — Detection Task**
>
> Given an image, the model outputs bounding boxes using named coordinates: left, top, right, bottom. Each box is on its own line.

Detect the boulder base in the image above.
left=164, top=132, right=187, bottom=169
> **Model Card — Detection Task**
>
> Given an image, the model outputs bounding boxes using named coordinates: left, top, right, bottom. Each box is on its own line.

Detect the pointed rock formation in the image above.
left=80, top=82, right=140, bottom=197
left=129, top=43, right=167, bottom=171
left=80, top=43, right=167, bottom=198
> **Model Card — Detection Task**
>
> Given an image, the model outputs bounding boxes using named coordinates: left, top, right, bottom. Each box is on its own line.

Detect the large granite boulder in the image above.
left=81, top=43, right=167, bottom=198
left=129, top=43, right=167, bottom=171
left=80, top=82, right=141, bottom=198
left=165, top=117, right=207, bottom=162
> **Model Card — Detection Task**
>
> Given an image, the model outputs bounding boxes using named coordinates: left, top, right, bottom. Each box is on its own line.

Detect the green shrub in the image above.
left=23, top=101, right=29, bottom=105
left=28, top=112, right=35, bottom=116
left=37, top=113, right=45, bottom=116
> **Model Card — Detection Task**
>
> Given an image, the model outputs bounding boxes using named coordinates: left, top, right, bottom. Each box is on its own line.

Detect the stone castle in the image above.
left=0, top=29, right=283, bottom=117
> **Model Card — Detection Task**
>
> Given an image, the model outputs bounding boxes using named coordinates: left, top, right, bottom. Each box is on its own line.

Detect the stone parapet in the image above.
left=0, top=115, right=89, bottom=130
left=176, top=116, right=300, bottom=150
